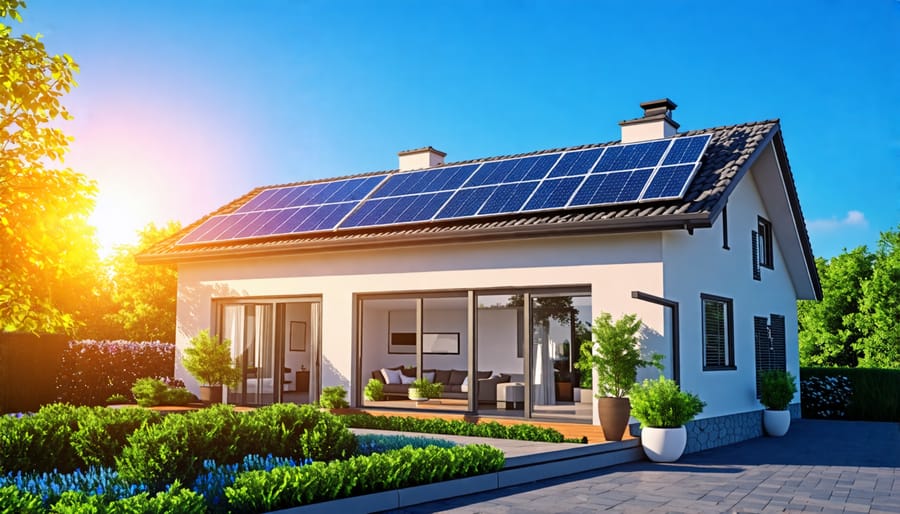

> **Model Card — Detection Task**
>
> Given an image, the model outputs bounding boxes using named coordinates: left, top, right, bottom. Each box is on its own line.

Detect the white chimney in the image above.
left=397, top=146, right=446, bottom=171
left=619, top=98, right=680, bottom=143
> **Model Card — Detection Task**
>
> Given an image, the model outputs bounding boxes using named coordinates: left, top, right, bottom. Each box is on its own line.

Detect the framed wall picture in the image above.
left=289, top=321, right=307, bottom=351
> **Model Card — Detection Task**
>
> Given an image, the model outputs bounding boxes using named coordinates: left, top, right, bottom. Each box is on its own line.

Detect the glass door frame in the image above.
left=213, top=295, right=323, bottom=406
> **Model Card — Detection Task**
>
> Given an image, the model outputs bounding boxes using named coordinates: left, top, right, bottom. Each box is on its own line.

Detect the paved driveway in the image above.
left=389, top=420, right=899, bottom=513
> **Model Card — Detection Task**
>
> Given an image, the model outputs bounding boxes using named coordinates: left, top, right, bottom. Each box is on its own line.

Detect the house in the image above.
left=138, top=99, right=821, bottom=451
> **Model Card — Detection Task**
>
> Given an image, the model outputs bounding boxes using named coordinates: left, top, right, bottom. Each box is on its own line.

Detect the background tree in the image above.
left=852, top=227, right=900, bottom=368
left=798, top=248, right=872, bottom=367
left=799, top=224, right=900, bottom=369
left=105, top=222, right=180, bottom=342
left=0, top=0, right=98, bottom=334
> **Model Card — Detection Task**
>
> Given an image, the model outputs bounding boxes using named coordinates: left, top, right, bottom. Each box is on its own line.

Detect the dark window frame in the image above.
left=701, top=293, right=735, bottom=371
left=757, top=216, right=774, bottom=269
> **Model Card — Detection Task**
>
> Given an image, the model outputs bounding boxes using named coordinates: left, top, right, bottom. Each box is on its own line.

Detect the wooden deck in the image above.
left=348, top=407, right=630, bottom=444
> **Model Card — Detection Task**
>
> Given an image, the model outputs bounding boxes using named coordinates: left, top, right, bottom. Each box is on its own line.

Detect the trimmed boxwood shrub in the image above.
left=244, top=403, right=355, bottom=463
left=801, top=367, right=900, bottom=421
left=341, top=414, right=572, bottom=443
left=51, top=482, right=206, bottom=513
left=0, top=403, right=82, bottom=474
left=56, top=340, right=175, bottom=406
left=71, top=407, right=162, bottom=468
left=224, top=444, right=505, bottom=512
left=116, top=404, right=253, bottom=491
left=0, top=485, right=43, bottom=513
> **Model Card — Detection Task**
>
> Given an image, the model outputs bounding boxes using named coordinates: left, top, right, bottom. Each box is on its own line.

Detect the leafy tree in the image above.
left=0, top=0, right=97, bottom=334
left=799, top=224, right=900, bottom=369
left=105, top=222, right=180, bottom=342
left=852, top=226, right=900, bottom=368
left=798, top=248, right=872, bottom=367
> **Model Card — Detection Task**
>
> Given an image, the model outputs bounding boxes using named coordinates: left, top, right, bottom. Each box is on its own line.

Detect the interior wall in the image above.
left=283, top=303, right=311, bottom=379
left=477, top=308, right=523, bottom=376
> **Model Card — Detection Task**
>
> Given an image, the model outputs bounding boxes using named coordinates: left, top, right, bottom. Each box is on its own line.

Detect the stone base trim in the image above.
left=680, top=402, right=801, bottom=454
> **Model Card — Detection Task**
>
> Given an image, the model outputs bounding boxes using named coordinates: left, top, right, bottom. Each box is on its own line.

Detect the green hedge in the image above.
left=224, top=444, right=505, bottom=512
left=341, top=413, right=579, bottom=443
left=801, top=367, right=900, bottom=421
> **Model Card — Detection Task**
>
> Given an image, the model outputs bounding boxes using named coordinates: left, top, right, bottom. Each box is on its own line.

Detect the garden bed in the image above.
left=0, top=403, right=504, bottom=512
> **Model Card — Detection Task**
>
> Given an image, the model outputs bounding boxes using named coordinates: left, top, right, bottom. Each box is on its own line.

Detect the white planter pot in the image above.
left=763, top=409, right=791, bottom=436
left=641, top=426, right=687, bottom=463
left=575, top=388, right=592, bottom=404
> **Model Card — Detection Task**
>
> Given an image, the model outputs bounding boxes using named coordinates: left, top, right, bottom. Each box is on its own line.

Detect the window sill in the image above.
left=703, top=366, right=736, bottom=372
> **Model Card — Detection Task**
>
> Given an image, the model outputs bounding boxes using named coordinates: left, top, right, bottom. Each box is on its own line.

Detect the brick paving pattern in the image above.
left=389, top=420, right=899, bottom=513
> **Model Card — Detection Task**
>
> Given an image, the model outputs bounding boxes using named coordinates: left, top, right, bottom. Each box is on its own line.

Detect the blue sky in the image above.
left=20, top=0, right=900, bottom=258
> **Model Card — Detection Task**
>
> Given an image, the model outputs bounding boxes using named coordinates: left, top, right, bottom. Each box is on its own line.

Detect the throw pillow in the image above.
left=460, top=375, right=469, bottom=392
left=381, top=368, right=402, bottom=384
left=423, top=371, right=435, bottom=383
left=399, top=373, right=415, bottom=384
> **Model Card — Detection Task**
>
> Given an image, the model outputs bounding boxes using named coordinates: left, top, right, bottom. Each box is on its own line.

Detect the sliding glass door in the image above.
left=217, top=298, right=321, bottom=407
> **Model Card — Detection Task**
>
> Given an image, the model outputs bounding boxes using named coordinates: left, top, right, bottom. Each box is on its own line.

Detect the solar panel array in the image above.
left=177, top=134, right=711, bottom=245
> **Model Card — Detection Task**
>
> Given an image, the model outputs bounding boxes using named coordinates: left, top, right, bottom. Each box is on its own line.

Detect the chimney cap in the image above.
left=619, top=97, right=680, bottom=130
left=639, top=98, right=677, bottom=117
left=397, top=146, right=447, bottom=158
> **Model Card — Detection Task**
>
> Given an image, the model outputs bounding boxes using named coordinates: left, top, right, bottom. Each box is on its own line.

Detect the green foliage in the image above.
left=798, top=249, right=872, bottom=367
left=56, top=340, right=175, bottom=406
left=106, top=394, right=129, bottom=405
left=131, top=378, right=168, bottom=407
left=629, top=376, right=705, bottom=429
left=573, top=312, right=662, bottom=398
left=0, top=484, right=44, bottom=514
left=116, top=404, right=250, bottom=491
left=51, top=481, right=206, bottom=513
left=225, top=444, right=505, bottom=512
left=181, top=330, right=241, bottom=387
left=0, top=0, right=96, bottom=335
left=0, top=405, right=162, bottom=474
left=341, top=414, right=572, bottom=443
left=799, top=225, right=900, bottom=369
left=0, top=403, right=82, bottom=474
left=409, top=378, right=443, bottom=399
left=759, top=370, right=797, bottom=410
left=851, top=227, right=900, bottom=368
left=801, top=367, right=900, bottom=421
left=318, top=385, right=349, bottom=409
left=364, top=378, right=384, bottom=401
left=70, top=407, right=161, bottom=468
left=244, top=403, right=355, bottom=463
left=131, top=377, right=194, bottom=407
left=104, top=222, right=181, bottom=342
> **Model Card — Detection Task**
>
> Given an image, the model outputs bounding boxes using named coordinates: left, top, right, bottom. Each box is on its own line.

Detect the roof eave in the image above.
left=136, top=212, right=713, bottom=265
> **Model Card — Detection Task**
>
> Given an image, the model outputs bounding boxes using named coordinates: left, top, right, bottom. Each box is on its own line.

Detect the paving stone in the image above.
left=383, top=420, right=900, bottom=514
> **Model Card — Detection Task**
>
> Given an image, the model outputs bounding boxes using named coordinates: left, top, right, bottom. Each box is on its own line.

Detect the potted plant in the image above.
left=364, top=378, right=384, bottom=401
left=574, top=312, right=662, bottom=441
left=319, top=385, right=350, bottom=410
left=630, top=376, right=705, bottom=462
left=408, top=378, right=443, bottom=401
left=759, top=370, right=797, bottom=436
left=181, top=329, right=241, bottom=404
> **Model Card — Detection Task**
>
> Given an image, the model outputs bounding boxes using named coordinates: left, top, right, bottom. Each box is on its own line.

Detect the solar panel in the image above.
left=177, top=175, right=388, bottom=244
left=176, top=133, right=712, bottom=245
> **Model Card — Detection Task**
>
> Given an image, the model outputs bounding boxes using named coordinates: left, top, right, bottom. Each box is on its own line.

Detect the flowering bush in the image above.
left=801, top=375, right=852, bottom=418
left=56, top=340, right=175, bottom=406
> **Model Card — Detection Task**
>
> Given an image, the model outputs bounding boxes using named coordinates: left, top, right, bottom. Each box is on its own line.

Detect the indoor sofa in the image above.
left=371, top=366, right=511, bottom=404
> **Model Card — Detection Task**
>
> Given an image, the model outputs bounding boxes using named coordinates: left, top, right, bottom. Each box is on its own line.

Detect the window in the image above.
left=757, top=217, right=773, bottom=269
left=702, top=294, right=734, bottom=370
left=755, top=314, right=786, bottom=397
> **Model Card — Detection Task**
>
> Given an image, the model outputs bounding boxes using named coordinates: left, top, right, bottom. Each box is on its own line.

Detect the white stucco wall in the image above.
left=662, top=164, right=801, bottom=419
left=175, top=232, right=667, bottom=414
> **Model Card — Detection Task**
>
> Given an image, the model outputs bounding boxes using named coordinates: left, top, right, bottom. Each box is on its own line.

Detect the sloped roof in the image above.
left=137, top=119, right=818, bottom=299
